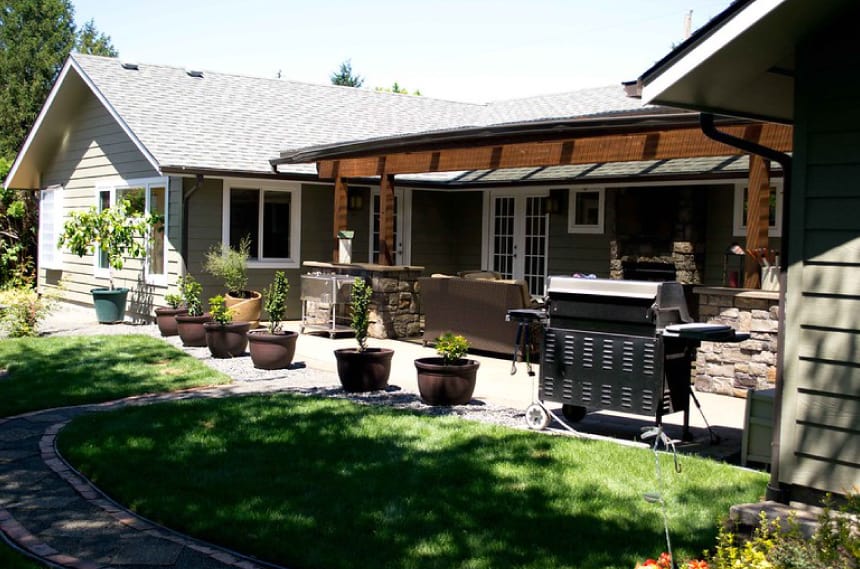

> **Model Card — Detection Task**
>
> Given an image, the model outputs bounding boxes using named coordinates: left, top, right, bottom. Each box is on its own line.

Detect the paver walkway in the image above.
left=0, top=388, right=290, bottom=569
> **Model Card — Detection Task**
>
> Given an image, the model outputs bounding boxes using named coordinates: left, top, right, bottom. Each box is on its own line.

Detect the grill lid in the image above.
left=546, top=277, right=660, bottom=300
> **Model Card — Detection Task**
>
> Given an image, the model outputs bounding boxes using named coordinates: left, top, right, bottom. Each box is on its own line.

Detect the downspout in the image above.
left=700, top=113, right=791, bottom=503
left=181, top=174, right=205, bottom=277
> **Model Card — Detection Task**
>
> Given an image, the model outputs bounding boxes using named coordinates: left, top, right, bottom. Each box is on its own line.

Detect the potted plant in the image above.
left=57, top=198, right=161, bottom=323
left=154, top=292, right=187, bottom=337
left=248, top=271, right=299, bottom=369
left=415, top=332, right=480, bottom=405
left=175, top=275, right=212, bottom=347
left=203, top=294, right=250, bottom=358
left=333, top=276, right=394, bottom=392
left=203, top=235, right=262, bottom=328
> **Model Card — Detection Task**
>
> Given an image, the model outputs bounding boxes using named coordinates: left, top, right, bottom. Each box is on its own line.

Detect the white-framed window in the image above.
left=222, top=181, right=302, bottom=268
left=733, top=181, right=783, bottom=237
left=568, top=187, right=605, bottom=234
left=93, top=177, right=168, bottom=284
left=38, top=185, right=63, bottom=270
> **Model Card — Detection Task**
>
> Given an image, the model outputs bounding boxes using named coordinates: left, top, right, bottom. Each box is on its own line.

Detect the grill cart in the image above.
left=509, top=277, right=748, bottom=440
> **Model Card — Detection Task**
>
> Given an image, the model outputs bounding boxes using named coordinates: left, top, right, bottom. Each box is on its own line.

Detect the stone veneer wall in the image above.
left=303, top=262, right=423, bottom=340
left=693, top=287, right=780, bottom=397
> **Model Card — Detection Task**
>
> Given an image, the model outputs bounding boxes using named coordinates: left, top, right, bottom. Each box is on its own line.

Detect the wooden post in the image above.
left=744, top=154, right=770, bottom=289
left=378, top=173, right=395, bottom=265
left=333, top=175, right=348, bottom=263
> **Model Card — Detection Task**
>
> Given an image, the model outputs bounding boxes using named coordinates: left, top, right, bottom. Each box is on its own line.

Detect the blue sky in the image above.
left=71, top=0, right=730, bottom=103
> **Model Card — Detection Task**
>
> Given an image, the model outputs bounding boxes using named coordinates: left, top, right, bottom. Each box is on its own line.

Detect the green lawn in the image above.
left=0, top=545, right=46, bottom=569
left=59, top=394, right=768, bottom=569
left=0, top=335, right=231, bottom=417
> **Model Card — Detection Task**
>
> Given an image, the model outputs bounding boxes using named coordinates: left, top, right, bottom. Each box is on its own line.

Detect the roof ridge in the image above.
left=70, top=52, right=486, bottom=108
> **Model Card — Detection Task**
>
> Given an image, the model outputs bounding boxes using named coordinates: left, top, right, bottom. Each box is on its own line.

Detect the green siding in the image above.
left=783, top=16, right=860, bottom=495
left=410, top=190, right=482, bottom=275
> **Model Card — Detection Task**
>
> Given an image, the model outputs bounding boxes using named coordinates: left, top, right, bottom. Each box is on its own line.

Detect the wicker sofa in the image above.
left=418, top=275, right=535, bottom=355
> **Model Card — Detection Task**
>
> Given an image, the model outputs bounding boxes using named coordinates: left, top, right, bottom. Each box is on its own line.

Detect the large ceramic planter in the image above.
left=175, top=313, right=213, bottom=347
left=204, top=321, right=251, bottom=358
left=225, top=291, right=262, bottom=329
left=414, top=357, right=480, bottom=406
left=248, top=330, right=299, bottom=369
left=334, top=348, right=394, bottom=392
left=154, top=306, right=188, bottom=337
left=91, top=287, right=129, bottom=324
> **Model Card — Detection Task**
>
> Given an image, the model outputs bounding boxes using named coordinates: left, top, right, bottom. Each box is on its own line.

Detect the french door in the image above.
left=370, top=188, right=410, bottom=265
left=487, top=191, right=549, bottom=296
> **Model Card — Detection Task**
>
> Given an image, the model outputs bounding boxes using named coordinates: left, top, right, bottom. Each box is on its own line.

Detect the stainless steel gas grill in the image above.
left=515, top=277, right=748, bottom=438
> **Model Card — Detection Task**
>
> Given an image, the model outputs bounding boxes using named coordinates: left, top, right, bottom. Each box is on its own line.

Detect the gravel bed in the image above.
left=35, top=303, right=532, bottom=431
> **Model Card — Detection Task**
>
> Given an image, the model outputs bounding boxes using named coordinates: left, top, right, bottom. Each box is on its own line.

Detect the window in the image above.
left=733, top=181, right=783, bottom=237
left=223, top=183, right=301, bottom=267
left=94, top=178, right=168, bottom=283
left=568, top=187, right=605, bottom=234
left=38, top=185, right=63, bottom=270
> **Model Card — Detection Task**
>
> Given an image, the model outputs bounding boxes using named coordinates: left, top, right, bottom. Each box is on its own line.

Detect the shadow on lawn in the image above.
left=0, top=336, right=220, bottom=417
left=59, top=395, right=762, bottom=569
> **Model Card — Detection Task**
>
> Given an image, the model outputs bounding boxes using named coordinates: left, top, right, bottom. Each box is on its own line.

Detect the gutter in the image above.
left=271, top=111, right=759, bottom=166
left=700, top=113, right=791, bottom=503
left=180, top=174, right=204, bottom=277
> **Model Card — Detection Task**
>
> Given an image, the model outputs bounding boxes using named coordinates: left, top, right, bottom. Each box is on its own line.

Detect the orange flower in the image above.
left=687, top=560, right=709, bottom=569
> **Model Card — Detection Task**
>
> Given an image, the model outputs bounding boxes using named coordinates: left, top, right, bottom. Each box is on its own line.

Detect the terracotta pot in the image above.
left=204, top=321, right=251, bottom=358
left=414, top=357, right=480, bottom=406
left=225, top=291, right=262, bottom=329
left=154, top=306, right=188, bottom=337
left=248, top=330, right=299, bottom=369
left=333, top=348, right=394, bottom=392
left=175, top=313, right=213, bottom=347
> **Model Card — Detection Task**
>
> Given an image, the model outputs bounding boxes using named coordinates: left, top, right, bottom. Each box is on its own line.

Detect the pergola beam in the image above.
left=316, top=123, right=793, bottom=180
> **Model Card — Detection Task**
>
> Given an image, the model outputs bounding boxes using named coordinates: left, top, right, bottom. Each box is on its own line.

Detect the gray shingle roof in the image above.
left=72, top=54, right=665, bottom=176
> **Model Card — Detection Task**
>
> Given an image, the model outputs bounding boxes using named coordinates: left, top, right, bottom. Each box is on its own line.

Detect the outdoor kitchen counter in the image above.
left=303, top=261, right=425, bottom=339
left=691, top=286, right=780, bottom=397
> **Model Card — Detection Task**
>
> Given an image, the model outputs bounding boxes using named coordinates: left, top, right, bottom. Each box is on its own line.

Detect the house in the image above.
left=5, top=53, right=792, bottom=325
left=638, top=0, right=860, bottom=503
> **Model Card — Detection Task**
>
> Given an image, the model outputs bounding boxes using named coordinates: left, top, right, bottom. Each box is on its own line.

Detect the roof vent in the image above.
left=120, top=61, right=139, bottom=70
left=186, top=69, right=204, bottom=78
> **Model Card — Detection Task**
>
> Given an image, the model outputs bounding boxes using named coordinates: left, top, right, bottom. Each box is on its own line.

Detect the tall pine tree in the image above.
left=0, top=0, right=116, bottom=285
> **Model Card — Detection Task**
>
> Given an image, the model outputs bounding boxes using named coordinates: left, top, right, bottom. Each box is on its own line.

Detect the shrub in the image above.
left=263, top=271, right=289, bottom=334
left=707, top=493, right=859, bottom=569
left=0, top=286, right=58, bottom=337
left=350, top=277, right=372, bottom=351
left=435, top=332, right=470, bottom=363
left=204, top=236, right=250, bottom=296
left=179, top=275, right=203, bottom=316
left=208, top=295, right=232, bottom=326
left=164, top=292, right=183, bottom=309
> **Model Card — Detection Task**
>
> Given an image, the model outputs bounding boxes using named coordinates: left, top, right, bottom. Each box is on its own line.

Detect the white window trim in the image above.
left=732, top=180, right=783, bottom=237
left=38, top=185, right=63, bottom=270
left=221, top=180, right=302, bottom=269
left=568, top=187, right=605, bottom=234
left=369, top=187, right=412, bottom=265
left=92, top=176, right=169, bottom=285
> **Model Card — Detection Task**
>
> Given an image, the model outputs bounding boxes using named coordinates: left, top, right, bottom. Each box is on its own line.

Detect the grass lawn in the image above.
left=0, top=545, right=46, bottom=569
left=59, top=394, right=768, bottom=569
left=0, top=335, right=230, bottom=417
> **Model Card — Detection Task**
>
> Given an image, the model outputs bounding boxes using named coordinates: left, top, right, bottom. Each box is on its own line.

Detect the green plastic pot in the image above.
left=91, top=287, right=129, bottom=323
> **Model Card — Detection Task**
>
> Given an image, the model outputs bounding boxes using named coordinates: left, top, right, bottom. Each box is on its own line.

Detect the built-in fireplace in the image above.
left=608, top=186, right=705, bottom=285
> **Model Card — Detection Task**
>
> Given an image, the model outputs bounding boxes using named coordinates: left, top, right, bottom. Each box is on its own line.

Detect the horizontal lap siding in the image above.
left=546, top=189, right=610, bottom=277
left=38, top=92, right=165, bottom=317
left=410, top=190, right=482, bottom=275
left=785, top=20, right=860, bottom=495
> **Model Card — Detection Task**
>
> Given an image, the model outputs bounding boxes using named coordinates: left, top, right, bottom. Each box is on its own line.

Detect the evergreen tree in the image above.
left=0, top=0, right=75, bottom=158
left=75, top=18, right=117, bottom=57
left=330, top=59, right=364, bottom=87
left=0, top=0, right=116, bottom=287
